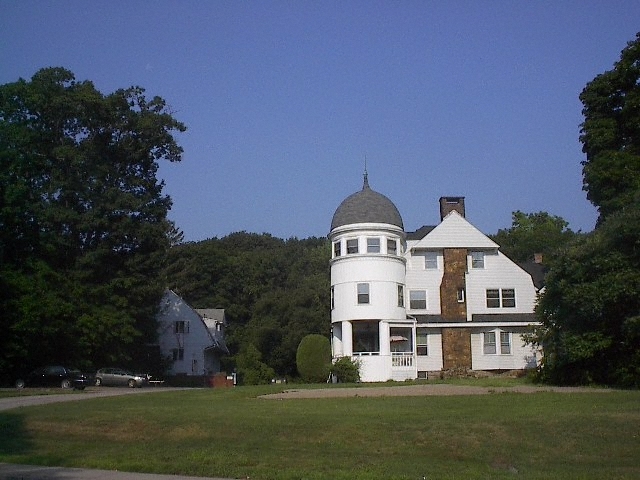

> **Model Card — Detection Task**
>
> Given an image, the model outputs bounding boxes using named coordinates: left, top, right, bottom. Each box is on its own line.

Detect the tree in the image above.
left=296, top=334, right=331, bottom=383
left=531, top=34, right=640, bottom=387
left=579, top=32, right=640, bottom=224
left=0, top=68, right=185, bottom=379
left=490, top=211, right=577, bottom=264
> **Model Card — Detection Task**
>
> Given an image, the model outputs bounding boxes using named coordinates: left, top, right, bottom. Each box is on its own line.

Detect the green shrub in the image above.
left=331, top=356, right=360, bottom=383
left=296, top=334, right=331, bottom=383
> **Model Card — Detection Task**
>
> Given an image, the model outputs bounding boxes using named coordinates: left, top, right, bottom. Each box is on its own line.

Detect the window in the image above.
left=331, top=286, right=335, bottom=310
left=387, top=238, right=397, bottom=255
left=367, top=237, right=380, bottom=253
left=346, top=238, right=358, bottom=254
left=424, top=251, right=438, bottom=269
left=500, top=331, right=511, bottom=354
left=397, top=284, right=404, bottom=307
left=486, top=289, right=516, bottom=308
left=416, top=328, right=428, bottom=356
left=409, top=290, right=427, bottom=310
left=484, top=330, right=512, bottom=355
left=483, top=332, right=496, bottom=354
left=333, top=241, right=341, bottom=257
left=357, top=283, right=369, bottom=304
left=175, top=321, right=189, bottom=333
left=172, top=348, right=184, bottom=361
left=471, top=251, right=485, bottom=268
left=457, top=288, right=465, bottom=303
left=502, top=289, right=516, bottom=308
left=486, top=289, right=500, bottom=308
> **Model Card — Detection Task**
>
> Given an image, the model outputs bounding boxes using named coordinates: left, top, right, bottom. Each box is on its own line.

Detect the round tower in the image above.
left=329, top=173, right=410, bottom=381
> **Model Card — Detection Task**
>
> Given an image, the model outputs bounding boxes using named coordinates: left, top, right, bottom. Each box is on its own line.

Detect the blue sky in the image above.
left=2, top=2, right=639, bottom=241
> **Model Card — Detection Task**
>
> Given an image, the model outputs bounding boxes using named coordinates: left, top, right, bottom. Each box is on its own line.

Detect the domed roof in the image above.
left=331, top=174, right=404, bottom=230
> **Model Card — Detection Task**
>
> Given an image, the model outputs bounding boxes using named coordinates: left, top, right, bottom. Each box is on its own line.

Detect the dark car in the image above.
left=94, top=368, right=148, bottom=388
left=15, top=365, right=92, bottom=390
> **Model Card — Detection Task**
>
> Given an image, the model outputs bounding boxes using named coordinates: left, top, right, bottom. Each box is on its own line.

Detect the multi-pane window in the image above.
left=502, top=289, right=516, bottom=308
left=397, top=284, right=404, bottom=307
left=424, top=251, right=438, bottom=269
left=471, top=251, right=485, bottom=269
left=500, top=332, right=511, bottom=354
left=387, top=238, right=397, bottom=255
left=486, top=289, right=516, bottom=308
left=483, top=332, right=496, bottom=354
left=367, top=237, right=380, bottom=253
left=416, top=328, right=428, bottom=356
left=483, top=330, right=512, bottom=355
left=486, top=289, right=500, bottom=308
left=346, top=238, right=359, bottom=254
left=409, top=290, right=427, bottom=310
left=357, top=283, right=370, bottom=304
left=333, top=241, right=341, bottom=257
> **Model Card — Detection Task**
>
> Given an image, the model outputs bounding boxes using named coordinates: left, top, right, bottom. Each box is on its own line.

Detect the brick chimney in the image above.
left=439, top=197, right=465, bottom=220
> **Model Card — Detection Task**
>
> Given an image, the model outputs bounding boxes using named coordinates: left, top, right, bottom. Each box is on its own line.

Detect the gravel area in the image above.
left=259, top=383, right=608, bottom=399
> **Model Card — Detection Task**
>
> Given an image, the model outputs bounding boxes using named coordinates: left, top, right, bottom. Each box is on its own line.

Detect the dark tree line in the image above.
left=162, top=232, right=331, bottom=383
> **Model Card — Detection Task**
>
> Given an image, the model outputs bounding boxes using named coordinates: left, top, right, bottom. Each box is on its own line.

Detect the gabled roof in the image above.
left=195, top=308, right=226, bottom=325
left=410, top=211, right=498, bottom=249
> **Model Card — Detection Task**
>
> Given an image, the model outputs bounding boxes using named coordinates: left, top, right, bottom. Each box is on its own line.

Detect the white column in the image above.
left=342, top=321, right=353, bottom=356
left=332, top=324, right=343, bottom=357
left=379, top=321, right=390, bottom=355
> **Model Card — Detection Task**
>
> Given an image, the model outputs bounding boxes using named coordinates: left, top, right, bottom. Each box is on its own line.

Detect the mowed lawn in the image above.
left=0, top=384, right=638, bottom=480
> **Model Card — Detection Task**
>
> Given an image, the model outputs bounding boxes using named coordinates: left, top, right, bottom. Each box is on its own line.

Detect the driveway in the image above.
left=0, top=386, right=189, bottom=412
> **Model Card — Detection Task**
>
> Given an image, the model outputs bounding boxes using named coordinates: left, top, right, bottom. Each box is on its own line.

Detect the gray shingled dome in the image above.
left=331, top=175, right=404, bottom=230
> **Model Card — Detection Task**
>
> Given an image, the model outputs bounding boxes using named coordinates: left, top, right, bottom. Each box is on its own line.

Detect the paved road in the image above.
left=0, top=387, right=235, bottom=480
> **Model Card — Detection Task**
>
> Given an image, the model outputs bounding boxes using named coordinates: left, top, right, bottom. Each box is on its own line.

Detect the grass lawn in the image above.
left=0, top=383, right=638, bottom=479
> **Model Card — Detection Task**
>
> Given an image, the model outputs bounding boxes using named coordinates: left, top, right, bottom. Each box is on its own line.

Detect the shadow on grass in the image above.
left=0, top=412, right=33, bottom=456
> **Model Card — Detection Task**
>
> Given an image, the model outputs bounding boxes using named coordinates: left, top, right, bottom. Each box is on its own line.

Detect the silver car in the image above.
left=95, top=368, right=148, bottom=388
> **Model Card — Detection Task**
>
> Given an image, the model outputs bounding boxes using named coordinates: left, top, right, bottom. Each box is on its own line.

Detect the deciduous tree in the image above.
left=0, top=68, right=185, bottom=379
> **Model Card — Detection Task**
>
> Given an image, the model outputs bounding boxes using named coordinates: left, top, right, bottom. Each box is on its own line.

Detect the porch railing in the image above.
left=392, top=352, right=414, bottom=367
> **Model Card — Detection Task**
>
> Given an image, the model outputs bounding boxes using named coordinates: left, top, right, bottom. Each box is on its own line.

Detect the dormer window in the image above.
left=346, top=238, right=359, bottom=254
left=367, top=237, right=380, bottom=253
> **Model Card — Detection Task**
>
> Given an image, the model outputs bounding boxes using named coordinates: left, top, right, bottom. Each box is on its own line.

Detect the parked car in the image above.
left=15, top=366, right=92, bottom=390
left=94, top=368, right=148, bottom=388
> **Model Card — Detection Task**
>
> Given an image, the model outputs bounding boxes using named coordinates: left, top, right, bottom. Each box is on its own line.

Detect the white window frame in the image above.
left=501, top=289, right=516, bottom=308
left=483, top=332, right=496, bottom=354
left=333, top=241, right=341, bottom=257
left=483, top=330, right=512, bottom=355
left=387, top=238, right=397, bottom=255
left=357, top=283, right=370, bottom=304
left=471, top=251, right=485, bottom=269
left=486, top=289, right=516, bottom=308
left=416, top=328, right=428, bottom=356
left=346, top=238, right=359, bottom=254
left=331, top=286, right=335, bottom=310
left=500, top=331, right=512, bottom=354
left=409, top=290, right=427, bottom=310
left=397, top=284, right=404, bottom=307
left=424, top=251, right=438, bottom=269
left=457, top=288, right=465, bottom=303
left=367, top=237, right=380, bottom=253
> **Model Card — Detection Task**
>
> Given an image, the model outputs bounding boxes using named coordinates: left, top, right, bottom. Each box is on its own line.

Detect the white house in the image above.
left=330, top=175, right=541, bottom=382
left=156, top=290, right=229, bottom=376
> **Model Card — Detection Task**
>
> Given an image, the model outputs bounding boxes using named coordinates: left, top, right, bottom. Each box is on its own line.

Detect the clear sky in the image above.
left=2, top=2, right=638, bottom=241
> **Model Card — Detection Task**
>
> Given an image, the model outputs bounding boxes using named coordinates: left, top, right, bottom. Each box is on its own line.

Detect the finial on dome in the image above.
left=363, top=156, right=369, bottom=190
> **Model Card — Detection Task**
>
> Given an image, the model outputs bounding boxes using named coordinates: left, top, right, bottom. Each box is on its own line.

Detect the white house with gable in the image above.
left=330, top=174, right=541, bottom=382
left=156, top=290, right=229, bottom=376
